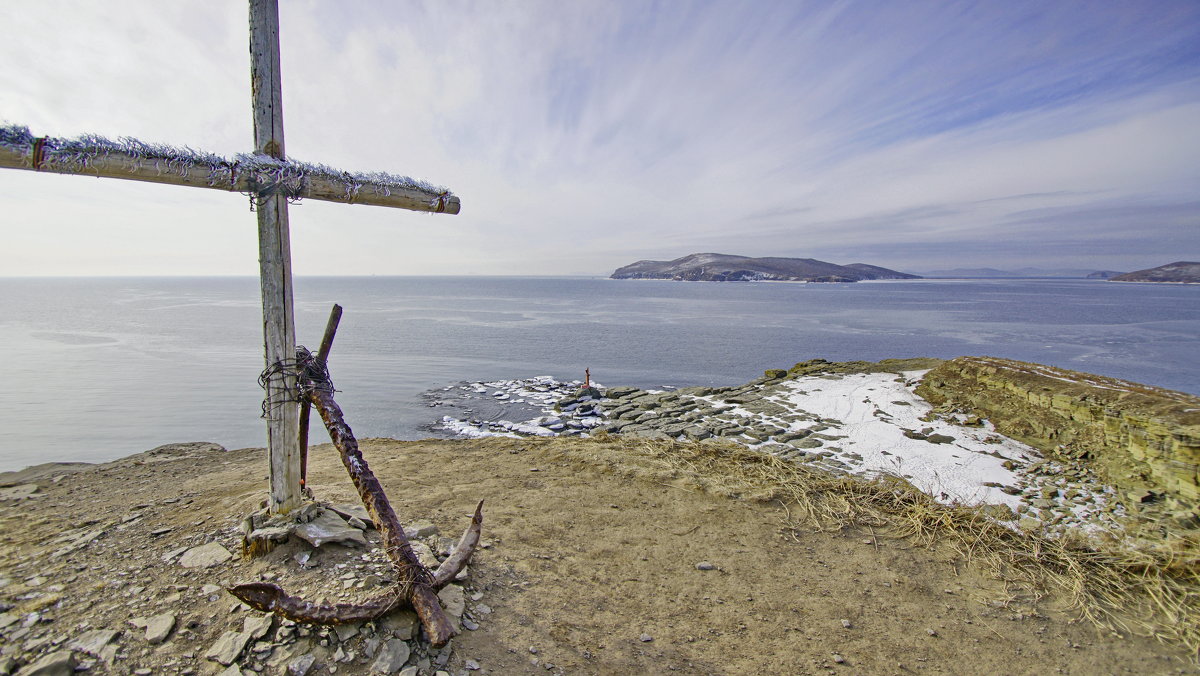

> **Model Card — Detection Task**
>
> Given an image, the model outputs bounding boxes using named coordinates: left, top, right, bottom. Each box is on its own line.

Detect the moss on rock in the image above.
left=916, top=356, right=1200, bottom=503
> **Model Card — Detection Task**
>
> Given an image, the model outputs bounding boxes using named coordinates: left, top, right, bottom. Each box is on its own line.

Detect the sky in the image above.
left=1, top=0, right=1198, bottom=277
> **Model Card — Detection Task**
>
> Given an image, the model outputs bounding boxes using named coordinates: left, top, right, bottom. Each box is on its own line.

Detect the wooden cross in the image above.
left=0, top=0, right=460, bottom=514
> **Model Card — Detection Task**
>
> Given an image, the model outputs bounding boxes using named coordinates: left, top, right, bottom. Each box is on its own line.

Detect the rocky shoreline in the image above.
left=430, top=359, right=1168, bottom=537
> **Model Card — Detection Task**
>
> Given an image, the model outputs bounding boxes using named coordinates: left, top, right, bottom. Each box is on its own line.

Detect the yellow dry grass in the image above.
left=546, top=433, right=1200, bottom=659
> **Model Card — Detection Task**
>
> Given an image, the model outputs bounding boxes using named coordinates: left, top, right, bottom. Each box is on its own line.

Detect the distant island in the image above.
left=609, top=253, right=920, bottom=282
left=921, top=267, right=1125, bottom=279
left=1111, top=261, right=1200, bottom=284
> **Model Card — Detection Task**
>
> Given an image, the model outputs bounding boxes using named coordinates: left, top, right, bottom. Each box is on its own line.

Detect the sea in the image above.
left=1, top=276, right=1197, bottom=472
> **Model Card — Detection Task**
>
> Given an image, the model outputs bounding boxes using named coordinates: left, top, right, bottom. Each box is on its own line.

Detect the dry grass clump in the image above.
left=550, top=434, right=1200, bottom=658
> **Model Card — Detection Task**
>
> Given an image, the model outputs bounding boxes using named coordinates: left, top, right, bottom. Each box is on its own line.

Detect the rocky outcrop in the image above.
left=1110, top=261, right=1200, bottom=283
left=916, top=356, right=1200, bottom=503
left=610, top=253, right=920, bottom=282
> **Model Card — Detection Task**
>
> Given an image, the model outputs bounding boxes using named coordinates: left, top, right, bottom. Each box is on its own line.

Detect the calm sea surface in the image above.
left=1, top=276, right=1197, bottom=472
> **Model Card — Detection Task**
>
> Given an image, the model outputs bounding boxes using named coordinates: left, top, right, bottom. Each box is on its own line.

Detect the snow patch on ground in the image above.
left=767, top=371, right=1035, bottom=507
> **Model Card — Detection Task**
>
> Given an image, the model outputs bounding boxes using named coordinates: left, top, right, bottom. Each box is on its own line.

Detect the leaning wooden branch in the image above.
left=230, top=351, right=484, bottom=647
left=299, top=304, right=343, bottom=487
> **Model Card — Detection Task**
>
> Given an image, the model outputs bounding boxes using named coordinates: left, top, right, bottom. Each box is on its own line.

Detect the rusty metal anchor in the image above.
left=230, top=306, right=482, bottom=647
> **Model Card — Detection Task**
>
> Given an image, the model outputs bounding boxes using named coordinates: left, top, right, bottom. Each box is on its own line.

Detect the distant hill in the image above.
left=610, top=253, right=921, bottom=282
left=1111, top=262, right=1200, bottom=283
left=922, top=267, right=1121, bottom=279
left=1086, top=270, right=1125, bottom=280
left=921, top=268, right=1015, bottom=278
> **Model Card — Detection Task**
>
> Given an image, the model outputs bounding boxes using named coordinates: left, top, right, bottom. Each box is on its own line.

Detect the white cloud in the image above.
left=1, top=0, right=1197, bottom=276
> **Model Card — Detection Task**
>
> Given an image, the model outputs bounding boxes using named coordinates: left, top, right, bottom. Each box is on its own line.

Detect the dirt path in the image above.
left=0, top=437, right=1192, bottom=675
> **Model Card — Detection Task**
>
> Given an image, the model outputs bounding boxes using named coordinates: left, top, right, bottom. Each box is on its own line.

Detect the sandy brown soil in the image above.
left=0, top=437, right=1194, bottom=675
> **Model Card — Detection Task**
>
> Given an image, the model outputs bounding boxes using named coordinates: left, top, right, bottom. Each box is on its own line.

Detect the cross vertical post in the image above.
left=0, top=0, right=461, bottom=518
left=250, top=0, right=300, bottom=514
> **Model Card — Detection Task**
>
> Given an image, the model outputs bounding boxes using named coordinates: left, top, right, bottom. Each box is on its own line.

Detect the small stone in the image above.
left=98, top=644, right=118, bottom=664
left=832, top=654, right=845, bottom=664
left=179, top=542, right=233, bottom=568
left=464, top=659, right=481, bottom=671
left=145, top=613, right=176, bottom=644
left=287, top=653, right=316, bottom=676
left=244, top=614, right=274, bottom=641
left=333, top=623, right=359, bottom=642
left=695, top=561, right=716, bottom=571
left=403, top=520, right=439, bottom=539
left=927, top=628, right=938, bottom=636
left=462, top=618, right=479, bottom=631
left=639, top=633, right=653, bottom=642
left=381, top=610, right=418, bottom=640
left=1018, top=517, right=1042, bottom=532
left=399, top=668, right=419, bottom=676
left=133, top=669, right=153, bottom=675
left=437, top=585, right=466, bottom=628
left=370, top=639, right=411, bottom=674
left=840, top=619, right=852, bottom=629
left=409, top=542, right=441, bottom=569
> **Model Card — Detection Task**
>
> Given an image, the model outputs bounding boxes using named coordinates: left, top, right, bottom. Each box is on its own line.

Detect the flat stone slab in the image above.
left=14, top=650, right=75, bottom=676
left=370, top=638, right=411, bottom=674
left=294, top=510, right=367, bottom=548
left=0, top=483, right=40, bottom=500
left=205, top=630, right=252, bottom=666
left=438, top=584, right=465, bottom=631
left=243, top=614, right=273, bottom=641
left=68, top=629, right=119, bottom=656
left=179, top=542, right=233, bottom=568
left=327, top=503, right=374, bottom=528
left=0, top=462, right=91, bottom=488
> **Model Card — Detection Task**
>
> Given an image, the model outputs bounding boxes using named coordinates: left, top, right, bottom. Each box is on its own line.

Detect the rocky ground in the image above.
left=1, top=434, right=1193, bottom=675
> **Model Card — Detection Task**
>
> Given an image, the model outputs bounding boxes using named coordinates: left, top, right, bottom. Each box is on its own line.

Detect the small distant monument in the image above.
left=578, top=367, right=602, bottom=399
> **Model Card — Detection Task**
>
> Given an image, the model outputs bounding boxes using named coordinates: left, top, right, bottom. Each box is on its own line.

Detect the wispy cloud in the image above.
left=1, top=0, right=1197, bottom=276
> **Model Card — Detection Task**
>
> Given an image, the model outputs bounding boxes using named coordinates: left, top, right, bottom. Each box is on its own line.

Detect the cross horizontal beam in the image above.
left=0, top=125, right=460, bottom=215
